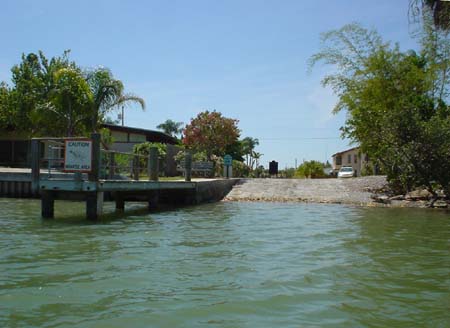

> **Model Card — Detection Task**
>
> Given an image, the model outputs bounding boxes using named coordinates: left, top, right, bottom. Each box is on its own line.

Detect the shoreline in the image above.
left=223, top=177, right=449, bottom=209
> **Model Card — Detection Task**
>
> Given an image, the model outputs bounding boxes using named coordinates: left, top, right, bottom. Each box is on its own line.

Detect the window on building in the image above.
left=336, top=155, right=342, bottom=165
left=354, top=154, right=357, bottom=164
left=347, top=154, right=351, bottom=164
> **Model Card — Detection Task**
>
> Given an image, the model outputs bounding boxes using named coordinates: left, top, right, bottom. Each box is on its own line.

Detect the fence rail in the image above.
left=31, top=133, right=195, bottom=195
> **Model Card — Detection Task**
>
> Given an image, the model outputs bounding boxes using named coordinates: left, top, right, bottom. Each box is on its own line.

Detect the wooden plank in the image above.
left=98, top=180, right=196, bottom=192
left=39, top=179, right=196, bottom=192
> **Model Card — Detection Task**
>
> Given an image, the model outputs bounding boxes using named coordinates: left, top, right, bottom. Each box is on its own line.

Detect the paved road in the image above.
left=225, top=176, right=387, bottom=205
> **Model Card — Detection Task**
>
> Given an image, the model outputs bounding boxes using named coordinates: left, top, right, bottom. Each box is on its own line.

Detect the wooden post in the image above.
left=115, top=193, right=125, bottom=211
left=41, top=191, right=54, bottom=218
left=148, top=191, right=159, bottom=210
left=88, top=133, right=101, bottom=182
left=31, top=139, right=40, bottom=196
left=185, top=151, right=192, bottom=182
left=108, top=152, right=115, bottom=179
left=133, top=155, right=140, bottom=180
left=148, top=147, right=159, bottom=181
left=86, top=192, right=103, bottom=220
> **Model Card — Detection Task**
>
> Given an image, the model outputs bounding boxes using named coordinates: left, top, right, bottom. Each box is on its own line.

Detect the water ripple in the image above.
left=0, top=200, right=449, bottom=327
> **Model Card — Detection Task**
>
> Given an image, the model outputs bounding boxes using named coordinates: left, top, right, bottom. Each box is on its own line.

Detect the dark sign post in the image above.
left=269, top=160, right=278, bottom=177
left=223, top=154, right=232, bottom=178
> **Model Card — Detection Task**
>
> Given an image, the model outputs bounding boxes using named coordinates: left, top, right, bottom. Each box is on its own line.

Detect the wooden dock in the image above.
left=22, top=134, right=236, bottom=220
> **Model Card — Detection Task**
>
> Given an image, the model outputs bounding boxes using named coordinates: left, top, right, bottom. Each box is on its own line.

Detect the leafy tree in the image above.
left=295, top=160, right=326, bottom=179
left=310, top=22, right=450, bottom=195
left=86, top=67, right=146, bottom=131
left=183, top=110, right=240, bottom=160
left=410, top=0, right=450, bottom=30
left=47, top=68, right=93, bottom=136
left=7, top=51, right=78, bottom=135
left=156, top=119, right=184, bottom=137
left=0, top=50, right=146, bottom=137
left=0, top=82, right=14, bottom=129
left=133, top=142, right=167, bottom=176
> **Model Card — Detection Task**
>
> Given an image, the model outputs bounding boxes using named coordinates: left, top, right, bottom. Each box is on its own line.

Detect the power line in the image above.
left=258, top=137, right=341, bottom=140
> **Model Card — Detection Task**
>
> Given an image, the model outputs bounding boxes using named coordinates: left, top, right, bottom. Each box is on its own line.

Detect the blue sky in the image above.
left=0, top=0, right=419, bottom=168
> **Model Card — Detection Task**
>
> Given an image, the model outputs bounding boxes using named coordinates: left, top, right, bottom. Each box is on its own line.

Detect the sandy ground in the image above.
left=224, top=176, right=388, bottom=205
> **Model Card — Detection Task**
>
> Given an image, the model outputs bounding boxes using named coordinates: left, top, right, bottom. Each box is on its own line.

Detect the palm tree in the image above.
left=85, top=68, right=146, bottom=130
left=241, top=137, right=259, bottom=167
left=156, top=119, right=184, bottom=137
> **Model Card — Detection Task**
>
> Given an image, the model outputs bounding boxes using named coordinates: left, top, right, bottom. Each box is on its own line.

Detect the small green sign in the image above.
left=223, top=154, right=232, bottom=166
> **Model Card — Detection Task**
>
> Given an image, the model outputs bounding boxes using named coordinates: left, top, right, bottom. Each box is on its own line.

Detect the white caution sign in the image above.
left=64, top=139, right=92, bottom=172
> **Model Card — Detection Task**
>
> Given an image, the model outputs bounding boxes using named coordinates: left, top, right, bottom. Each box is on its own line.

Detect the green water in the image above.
left=0, top=199, right=449, bottom=327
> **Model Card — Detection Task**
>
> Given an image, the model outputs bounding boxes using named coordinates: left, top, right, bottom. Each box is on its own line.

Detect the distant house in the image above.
left=101, top=123, right=181, bottom=176
left=331, top=147, right=371, bottom=177
left=101, top=123, right=178, bottom=153
left=0, top=124, right=180, bottom=170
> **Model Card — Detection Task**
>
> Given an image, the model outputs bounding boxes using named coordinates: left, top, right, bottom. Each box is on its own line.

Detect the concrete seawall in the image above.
left=0, top=169, right=239, bottom=205
left=194, top=179, right=239, bottom=204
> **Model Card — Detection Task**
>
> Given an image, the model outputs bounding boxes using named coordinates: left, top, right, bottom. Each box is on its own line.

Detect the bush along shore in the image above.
left=371, top=187, right=449, bottom=209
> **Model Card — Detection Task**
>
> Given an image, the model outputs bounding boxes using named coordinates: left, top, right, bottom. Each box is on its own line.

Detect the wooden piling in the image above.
left=148, top=191, right=159, bottom=210
left=31, top=139, right=40, bottom=196
left=41, top=191, right=54, bottom=219
left=86, top=192, right=103, bottom=220
left=88, top=133, right=101, bottom=182
left=115, top=192, right=125, bottom=211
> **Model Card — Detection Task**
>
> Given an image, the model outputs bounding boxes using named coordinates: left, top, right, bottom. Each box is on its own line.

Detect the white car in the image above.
left=337, top=166, right=354, bottom=178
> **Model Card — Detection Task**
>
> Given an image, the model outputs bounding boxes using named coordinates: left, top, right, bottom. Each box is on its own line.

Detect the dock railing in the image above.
left=31, top=133, right=194, bottom=195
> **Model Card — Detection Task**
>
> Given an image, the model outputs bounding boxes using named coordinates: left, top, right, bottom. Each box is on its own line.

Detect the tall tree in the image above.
left=310, top=22, right=450, bottom=194
left=85, top=67, right=146, bottom=131
left=48, top=68, right=93, bottom=136
left=410, top=0, right=450, bottom=30
left=183, top=110, right=240, bottom=160
left=241, top=137, right=260, bottom=167
left=156, top=119, right=184, bottom=137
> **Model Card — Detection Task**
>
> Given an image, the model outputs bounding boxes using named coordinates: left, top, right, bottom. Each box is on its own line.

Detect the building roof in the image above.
left=331, top=146, right=360, bottom=157
left=101, top=123, right=179, bottom=145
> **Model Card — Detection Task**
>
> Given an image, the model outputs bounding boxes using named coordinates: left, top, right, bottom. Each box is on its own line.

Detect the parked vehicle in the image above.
left=337, top=166, right=354, bottom=178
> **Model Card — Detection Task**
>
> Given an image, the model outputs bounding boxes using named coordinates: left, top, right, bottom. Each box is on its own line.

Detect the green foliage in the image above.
left=100, top=127, right=114, bottom=147
left=86, top=67, right=145, bottom=131
left=410, top=0, right=450, bottom=30
left=0, top=50, right=145, bottom=137
left=174, top=150, right=208, bottom=164
left=295, top=161, right=326, bottom=179
left=310, top=22, right=450, bottom=194
left=282, top=168, right=297, bottom=178
left=229, top=160, right=250, bottom=178
left=183, top=110, right=240, bottom=160
left=7, top=50, right=78, bottom=135
left=133, top=142, right=167, bottom=161
left=156, top=119, right=184, bottom=137
left=49, top=68, right=93, bottom=136
left=0, top=82, right=14, bottom=129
